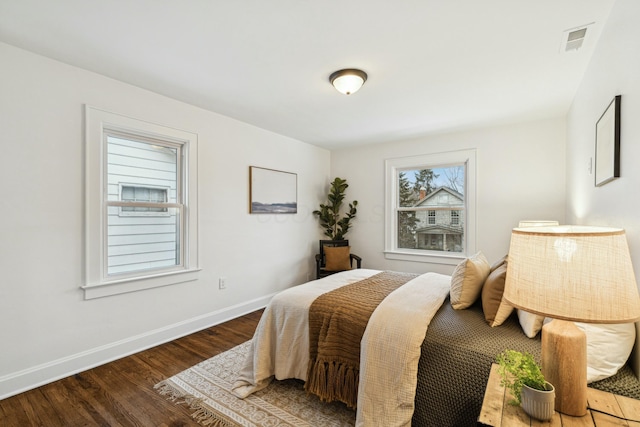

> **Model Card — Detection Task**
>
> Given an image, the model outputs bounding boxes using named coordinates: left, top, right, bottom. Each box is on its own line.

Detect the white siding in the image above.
left=106, top=137, right=178, bottom=275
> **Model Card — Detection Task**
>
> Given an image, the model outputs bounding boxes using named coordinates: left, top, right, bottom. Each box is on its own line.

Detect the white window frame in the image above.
left=451, top=210, right=460, bottom=225
left=83, top=106, right=199, bottom=299
left=384, top=149, right=476, bottom=265
left=428, top=210, right=436, bottom=225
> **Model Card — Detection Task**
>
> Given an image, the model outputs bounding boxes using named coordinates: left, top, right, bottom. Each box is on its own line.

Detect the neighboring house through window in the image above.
left=385, top=149, right=476, bottom=265
left=84, top=106, right=199, bottom=299
left=413, top=187, right=464, bottom=252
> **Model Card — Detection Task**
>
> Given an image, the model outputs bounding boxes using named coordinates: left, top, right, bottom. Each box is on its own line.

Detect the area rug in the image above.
left=155, top=341, right=355, bottom=426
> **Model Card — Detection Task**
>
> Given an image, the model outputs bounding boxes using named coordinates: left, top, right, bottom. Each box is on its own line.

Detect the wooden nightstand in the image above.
left=478, top=363, right=640, bottom=426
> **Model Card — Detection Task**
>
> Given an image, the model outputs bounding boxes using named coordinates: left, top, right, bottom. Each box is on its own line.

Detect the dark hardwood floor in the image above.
left=0, top=310, right=263, bottom=427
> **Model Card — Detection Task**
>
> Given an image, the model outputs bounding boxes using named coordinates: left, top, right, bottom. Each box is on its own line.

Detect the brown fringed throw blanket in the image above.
left=305, top=271, right=419, bottom=408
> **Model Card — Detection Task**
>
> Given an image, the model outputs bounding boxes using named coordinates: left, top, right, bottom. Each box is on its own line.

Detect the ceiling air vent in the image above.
left=566, top=28, right=587, bottom=50
left=560, top=23, right=594, bottom=53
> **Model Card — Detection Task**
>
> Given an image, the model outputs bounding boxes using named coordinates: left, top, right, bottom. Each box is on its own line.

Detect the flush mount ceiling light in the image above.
left=329, top=69, right=367, bottom=95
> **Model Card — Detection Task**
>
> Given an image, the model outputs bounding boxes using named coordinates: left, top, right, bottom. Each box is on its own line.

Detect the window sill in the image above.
left=384, top=250, right=464, bottom=265
left=82, top=268, right=201, bottom=300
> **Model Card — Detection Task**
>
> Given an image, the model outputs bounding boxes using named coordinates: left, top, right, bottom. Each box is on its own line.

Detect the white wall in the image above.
left=331, top=118, right=567, bottom=275
left=0, top=42, right=329, bottom=398
left=565, top=0, right=640, bottom=374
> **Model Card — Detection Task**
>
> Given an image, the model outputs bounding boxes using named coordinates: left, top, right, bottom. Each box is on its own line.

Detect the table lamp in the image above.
left=503, top=225, right=640, bottom=416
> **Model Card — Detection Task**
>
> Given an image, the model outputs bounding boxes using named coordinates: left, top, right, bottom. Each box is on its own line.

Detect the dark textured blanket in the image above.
left=411, top=296, right=640, bottom=427
left=305, top=271, right=419, bottom=408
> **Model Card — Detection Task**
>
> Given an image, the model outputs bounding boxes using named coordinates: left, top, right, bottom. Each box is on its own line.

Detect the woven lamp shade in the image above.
left=518, top=220, right=559, bottom=227
left=504, top=225, right=640, bottom=323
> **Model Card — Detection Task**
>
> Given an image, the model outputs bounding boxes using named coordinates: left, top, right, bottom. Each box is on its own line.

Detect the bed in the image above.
left=232, top=265, right=640, bottom=426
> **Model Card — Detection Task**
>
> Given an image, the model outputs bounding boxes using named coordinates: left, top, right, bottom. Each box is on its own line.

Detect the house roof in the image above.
left=0, top=0, right=616, bottom=149
left=414, top=187, right=464, bottom=207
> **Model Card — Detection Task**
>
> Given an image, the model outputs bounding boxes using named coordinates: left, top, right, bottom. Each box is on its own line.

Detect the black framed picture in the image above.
left=249, top=166, right=297, bottom=213
left=595, top=95, right=621, bottom=187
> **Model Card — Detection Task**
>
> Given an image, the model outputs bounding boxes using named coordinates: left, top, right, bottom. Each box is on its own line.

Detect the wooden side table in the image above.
left=478, top=363, right=640, bottom=426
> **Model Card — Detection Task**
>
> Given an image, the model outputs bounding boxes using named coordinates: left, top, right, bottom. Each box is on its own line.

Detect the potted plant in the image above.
left=496, top=349, right=555, bottom=421
left=313, top=177, right=358, bottom=240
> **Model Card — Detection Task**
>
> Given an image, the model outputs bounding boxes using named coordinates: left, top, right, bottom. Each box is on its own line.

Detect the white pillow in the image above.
left=517, top=310, right=545, bottom=338
left=541, top=319, right=636, bottom=383
left=450, top=251, right=491, bottom=310
left=576, top=322, right=636, bottom=383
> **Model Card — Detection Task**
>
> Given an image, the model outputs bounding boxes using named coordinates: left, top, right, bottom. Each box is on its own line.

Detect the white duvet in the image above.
left=231, top=269, right=451, bottom=426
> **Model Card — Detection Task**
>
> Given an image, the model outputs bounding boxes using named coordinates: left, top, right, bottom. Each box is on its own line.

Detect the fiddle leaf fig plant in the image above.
left=496, top=350, right=547, bottom=405
left=313, top=177, right=358, bottom=241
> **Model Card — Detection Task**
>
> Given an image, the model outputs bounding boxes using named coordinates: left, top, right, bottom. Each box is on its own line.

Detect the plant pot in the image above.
left=521, top=382, right=555, bottom=421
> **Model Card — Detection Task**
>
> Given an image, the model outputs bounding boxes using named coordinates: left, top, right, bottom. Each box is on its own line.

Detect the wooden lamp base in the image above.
left=541, top=319, right=588, bottom=416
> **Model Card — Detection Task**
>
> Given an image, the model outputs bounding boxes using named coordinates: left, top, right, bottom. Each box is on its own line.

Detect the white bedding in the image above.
left=231, top=269, right=451, bottom=426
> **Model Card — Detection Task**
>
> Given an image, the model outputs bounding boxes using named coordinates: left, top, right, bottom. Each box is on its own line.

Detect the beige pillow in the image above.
left=450, top=251, right=491, bottom=309
left=324, top=246, right=352, bottom=271
left=481, top=262, right=513, bottom=326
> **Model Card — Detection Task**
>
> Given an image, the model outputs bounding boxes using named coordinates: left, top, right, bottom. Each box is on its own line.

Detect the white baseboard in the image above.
left=0, top=294, right=272, bottom=400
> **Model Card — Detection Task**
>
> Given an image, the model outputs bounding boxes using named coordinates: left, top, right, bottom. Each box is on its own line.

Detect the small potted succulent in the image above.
left=496, top=349, right=555, bottom=421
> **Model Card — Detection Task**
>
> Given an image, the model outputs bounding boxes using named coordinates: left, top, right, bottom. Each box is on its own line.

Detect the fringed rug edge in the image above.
left=154, top=380, right=241, bottom=427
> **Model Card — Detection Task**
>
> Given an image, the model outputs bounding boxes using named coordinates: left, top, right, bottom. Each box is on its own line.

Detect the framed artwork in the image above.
left=595, top=95, right=621, bottom=187
left=249, top=166, right=297, bottom=213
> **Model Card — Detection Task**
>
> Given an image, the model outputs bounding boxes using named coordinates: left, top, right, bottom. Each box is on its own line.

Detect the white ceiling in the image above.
left=0, top=0, right=616, bottom=150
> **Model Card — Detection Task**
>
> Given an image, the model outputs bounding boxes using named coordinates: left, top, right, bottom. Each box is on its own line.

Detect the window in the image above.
left=84, top=106, right=199, bottom=299
left=120, top=185, right=169, bottom=214
left=385, top=149, right=476, bottom=265
left=428, top=210, right=436, bottom=225
left=451, top=210, right=460, bottom=225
